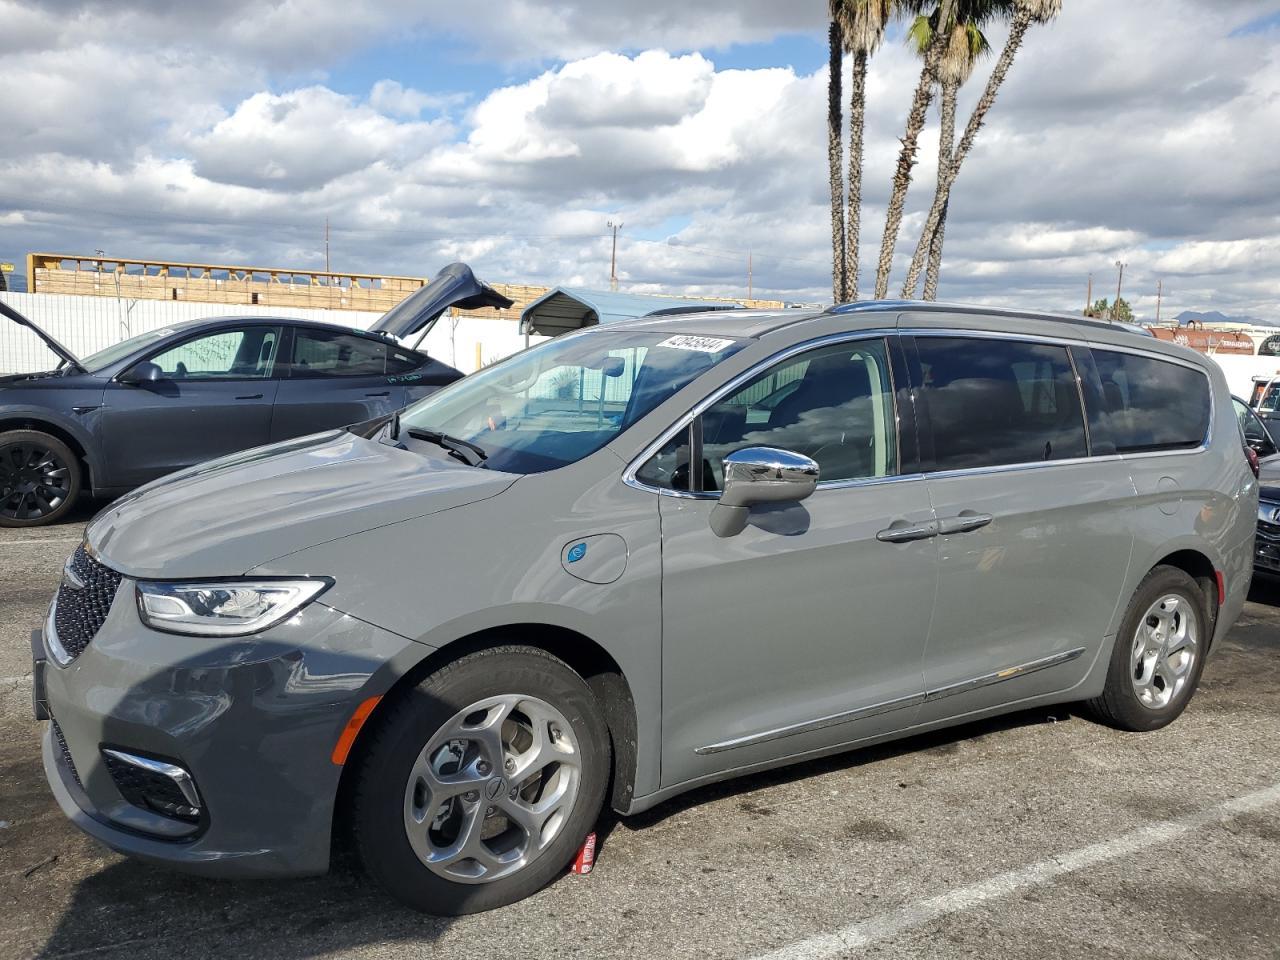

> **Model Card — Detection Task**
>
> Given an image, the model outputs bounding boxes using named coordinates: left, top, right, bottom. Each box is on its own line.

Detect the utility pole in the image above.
left=1085, top=273, right=1093, bottom=315
left=1112, top=260, right=1126, bottom=321
left=1155, top=279, right=1163, bottom=323
left=324, top=218, right=330, bottom=273
left=607, top=220, right=622, bottom=291
left=747, top=251, right=753, bottom=300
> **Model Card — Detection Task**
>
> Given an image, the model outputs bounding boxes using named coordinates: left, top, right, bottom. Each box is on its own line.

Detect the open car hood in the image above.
left=369, top=262, right=513, bottom=342
left=0, top=299, right=82, bottom=370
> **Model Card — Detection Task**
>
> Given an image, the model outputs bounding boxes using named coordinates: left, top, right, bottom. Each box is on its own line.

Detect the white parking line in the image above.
left=751, top=780, right=1280, bottom=960
left=0, top=537, right=82, bottom=547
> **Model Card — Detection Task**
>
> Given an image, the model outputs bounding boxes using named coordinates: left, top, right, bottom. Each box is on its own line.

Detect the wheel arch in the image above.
left=1150, top=547, right=1220, bottom=645
left=334, top=622, right=640, bottom=835
left=0, top=414, right=98, bottom=491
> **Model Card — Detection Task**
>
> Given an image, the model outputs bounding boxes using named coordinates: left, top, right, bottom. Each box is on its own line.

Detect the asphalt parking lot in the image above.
left=2, top=507, right=1279, bottom=960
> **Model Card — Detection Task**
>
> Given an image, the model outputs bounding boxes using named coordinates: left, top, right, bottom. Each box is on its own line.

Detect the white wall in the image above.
left=1206, top=353, right=1280, bottom=399
left=0, top=291, right=540, bottom=375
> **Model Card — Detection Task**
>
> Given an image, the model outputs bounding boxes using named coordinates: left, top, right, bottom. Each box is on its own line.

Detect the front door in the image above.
left=100, top=325, right=281, bottom=487
left=907, top=333, right=1135, bottom=723
left=652, top=336, right=939, bottom=788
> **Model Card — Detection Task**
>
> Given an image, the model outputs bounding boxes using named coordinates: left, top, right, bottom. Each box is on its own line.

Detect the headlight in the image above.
left=135, top=578, right=332, bottom=637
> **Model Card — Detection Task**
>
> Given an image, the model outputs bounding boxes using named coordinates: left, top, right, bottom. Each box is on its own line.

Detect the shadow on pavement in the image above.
left=620, top=705, right=1065, bottom=832
left=1247, top=574, right=1280, bottom=608
left=35, top=857, right=452, bottom=959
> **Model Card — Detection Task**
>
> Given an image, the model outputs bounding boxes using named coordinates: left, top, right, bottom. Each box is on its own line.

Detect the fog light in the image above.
left=101, top=748, right=203, bottom=823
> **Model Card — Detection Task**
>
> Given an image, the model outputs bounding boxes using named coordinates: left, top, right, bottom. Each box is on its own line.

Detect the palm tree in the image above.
left=827, top=11, right=846, bottom=304
left=873, top=0, right=958, bottom=299
left=903, top=6, right=996, bottom=299
left=835, top=0, right=895, bottom=302
left=901, top=0, right=1064, bottom=298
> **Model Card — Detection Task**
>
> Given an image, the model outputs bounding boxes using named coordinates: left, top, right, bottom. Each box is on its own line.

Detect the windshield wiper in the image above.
left=406, top=427, right=488, bottom=466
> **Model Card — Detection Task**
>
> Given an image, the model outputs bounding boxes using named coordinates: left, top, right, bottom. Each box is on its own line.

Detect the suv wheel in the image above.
left=1085, top=565, right=1209, bottom=731
left=0, top=429, right=82, bottom=527
left=351, top=646, right=609, bottom=914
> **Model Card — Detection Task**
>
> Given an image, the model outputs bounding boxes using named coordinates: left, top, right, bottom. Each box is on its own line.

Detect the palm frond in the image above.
left=1015, top=0, right=1063, bottom=23
left=906, top=14, right=934, bottom=54
left=834, top=0, right=897, bottom=56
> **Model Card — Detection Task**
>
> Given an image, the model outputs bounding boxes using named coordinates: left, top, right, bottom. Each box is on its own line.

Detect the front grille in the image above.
left=53, top=544, right=123, bottom=660
left=50, top=717, right=83, bottom=790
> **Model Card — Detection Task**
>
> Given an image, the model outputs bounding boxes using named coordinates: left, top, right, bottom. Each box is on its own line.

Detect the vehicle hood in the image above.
left=0, top=298, right=82, bottom=371
left=86, top=430, right=518, bottom=579
left=369, top=262, right=513, bottom=341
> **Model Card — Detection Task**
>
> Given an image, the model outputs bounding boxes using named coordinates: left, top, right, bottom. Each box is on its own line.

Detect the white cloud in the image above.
left=0, top=0, right=1278, bottom=321
left=184, top=87, right=452, bottom=191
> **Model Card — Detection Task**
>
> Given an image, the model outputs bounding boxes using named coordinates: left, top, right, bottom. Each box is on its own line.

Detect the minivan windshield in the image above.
left=398, top=329, right=745, bottom=473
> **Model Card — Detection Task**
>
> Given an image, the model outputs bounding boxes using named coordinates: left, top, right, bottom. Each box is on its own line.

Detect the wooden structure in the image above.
left=24, top=253, right=781, bottom=323
left=25, top=253, right=545, bottom=322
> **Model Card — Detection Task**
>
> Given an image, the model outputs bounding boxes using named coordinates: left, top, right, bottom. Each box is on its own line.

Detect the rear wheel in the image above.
left=1085, top=565, right=1208, bottom=731
left=351, top=646, right=609, bottom=914
left=0, top=430, right=81, bottom=527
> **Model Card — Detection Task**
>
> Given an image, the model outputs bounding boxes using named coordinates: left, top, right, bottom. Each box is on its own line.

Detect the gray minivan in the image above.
left=34, top=303, right=1257, bottom=914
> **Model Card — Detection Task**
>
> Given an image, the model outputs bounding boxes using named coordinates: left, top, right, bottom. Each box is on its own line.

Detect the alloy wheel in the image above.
left=0, top=440, right=73, bottom=522
left=1130, top=594, right=1199, bottom=710
left=402, top=694, right=581, bottom=884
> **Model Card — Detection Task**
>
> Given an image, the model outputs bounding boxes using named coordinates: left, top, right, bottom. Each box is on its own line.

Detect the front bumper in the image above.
left=38, top=581, right=417, bottom=878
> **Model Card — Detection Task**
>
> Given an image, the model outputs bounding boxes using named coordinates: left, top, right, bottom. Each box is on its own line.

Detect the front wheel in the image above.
left=1084, top=565, right=1209, bottom=731
left=351, top=646, right=610, bottom=914
left=0, top=429, right=82, bottom=527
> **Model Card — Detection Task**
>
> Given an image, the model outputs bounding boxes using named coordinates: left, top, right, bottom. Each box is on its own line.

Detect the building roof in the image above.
left=519, top=287, right=747, bottom=336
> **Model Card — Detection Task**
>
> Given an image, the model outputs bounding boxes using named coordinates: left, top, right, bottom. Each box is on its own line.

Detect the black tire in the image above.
left=351, top=646, right=610, bottom=915
left=0, top=429, right=82, bottom=528
left=1084, top=565, right=1210, bottom=731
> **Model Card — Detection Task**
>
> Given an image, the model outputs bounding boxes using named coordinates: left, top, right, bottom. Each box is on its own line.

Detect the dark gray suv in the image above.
left=0, top=262, right=510, bottom=525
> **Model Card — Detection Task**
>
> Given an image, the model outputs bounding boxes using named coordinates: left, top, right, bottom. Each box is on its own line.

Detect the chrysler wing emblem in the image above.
left=61, top=557, right=85, bottom=590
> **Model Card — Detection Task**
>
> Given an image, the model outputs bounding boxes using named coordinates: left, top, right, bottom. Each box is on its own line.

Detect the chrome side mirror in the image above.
left=710, top=446, right=819, bottom=538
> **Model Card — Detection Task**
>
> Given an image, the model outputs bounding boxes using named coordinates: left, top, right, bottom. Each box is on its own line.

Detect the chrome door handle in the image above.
left=937, top=513, right=993, bottom=535
left=876, top=520, right=940, bottom=543
left=235, top=393, right=264, bottom=400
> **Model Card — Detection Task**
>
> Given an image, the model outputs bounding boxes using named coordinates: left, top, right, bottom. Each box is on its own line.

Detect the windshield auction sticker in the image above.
left=656, top=335, right=737, bottom=353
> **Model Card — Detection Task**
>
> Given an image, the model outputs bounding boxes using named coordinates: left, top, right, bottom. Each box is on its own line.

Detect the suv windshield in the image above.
left=399, top=329, right=745, bottom=473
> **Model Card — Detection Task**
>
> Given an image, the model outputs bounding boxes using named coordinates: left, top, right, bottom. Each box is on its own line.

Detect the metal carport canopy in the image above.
left=519, top=287, right=743, bottom=336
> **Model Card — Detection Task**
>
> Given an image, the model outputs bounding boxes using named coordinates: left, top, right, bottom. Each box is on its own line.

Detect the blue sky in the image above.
left=321, top=31, right=832, bottom=132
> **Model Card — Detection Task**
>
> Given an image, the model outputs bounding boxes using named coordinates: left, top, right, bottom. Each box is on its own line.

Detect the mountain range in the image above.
left=1174, top=309, right=1277, bottom=327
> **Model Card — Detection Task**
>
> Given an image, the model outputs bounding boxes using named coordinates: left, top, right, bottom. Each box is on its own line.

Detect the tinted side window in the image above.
left=386, top=347, right=422, bottom=375
left=916, top=337, right=1087, bottom=471
left=699, top=338, right=898, bottom=489
left=1090, top=350, right=1210, bottom=453
left=148, top=326, right=281, bottom=380
left=290, top=330, right=387, bottom=377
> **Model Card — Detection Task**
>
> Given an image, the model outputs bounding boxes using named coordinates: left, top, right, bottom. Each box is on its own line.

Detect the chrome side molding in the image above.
left=694, top=646, right=1087, bottom=756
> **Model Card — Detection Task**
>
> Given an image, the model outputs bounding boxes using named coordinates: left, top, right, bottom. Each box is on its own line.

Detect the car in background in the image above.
left=0, top=262, right=511, bottom=526
left=1248, top=373, right=1280, bottom=426
left=1236, top=395, right=1280, bottom=579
